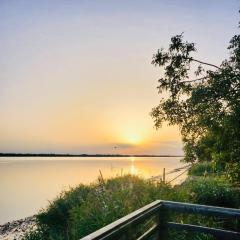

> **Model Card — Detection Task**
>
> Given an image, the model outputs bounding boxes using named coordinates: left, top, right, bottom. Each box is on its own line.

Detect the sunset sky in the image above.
left=0, top=0, right=239, bottom=155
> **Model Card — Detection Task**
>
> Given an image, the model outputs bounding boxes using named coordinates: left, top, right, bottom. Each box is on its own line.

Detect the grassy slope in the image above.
left=24, top=165, right=240, bottom=240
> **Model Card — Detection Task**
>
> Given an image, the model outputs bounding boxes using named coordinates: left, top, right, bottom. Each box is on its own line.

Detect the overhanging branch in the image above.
left=180, top=77, right=208, bottom=83
left=185, top=57, right=221, bottom=70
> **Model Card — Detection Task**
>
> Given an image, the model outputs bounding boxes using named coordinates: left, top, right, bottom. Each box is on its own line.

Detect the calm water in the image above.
left=0, top=156, right=186, bottom=224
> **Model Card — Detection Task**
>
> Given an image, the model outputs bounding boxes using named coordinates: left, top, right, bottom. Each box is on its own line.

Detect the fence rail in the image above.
left=80, top=200, right=240, bottom=240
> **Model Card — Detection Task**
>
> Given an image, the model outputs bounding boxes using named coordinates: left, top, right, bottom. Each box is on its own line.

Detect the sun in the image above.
left=127, top=134, right=141, bottom=145
left=119, top=127, right=144, bottom=145
left=128, top=135, right=140, bottom=144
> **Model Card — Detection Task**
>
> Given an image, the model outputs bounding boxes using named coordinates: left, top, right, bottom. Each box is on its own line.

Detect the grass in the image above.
left=180, top=176, right=240, bottom=207
left=188, top=161, right=225, bottom=177
left=24, top=168, right=240, bottom=240
left=25, top=175, right=175, bottom=239
left=188, top=162, right=214, bottom=176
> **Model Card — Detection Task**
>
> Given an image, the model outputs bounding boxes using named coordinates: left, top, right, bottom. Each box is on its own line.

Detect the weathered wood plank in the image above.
left=137, top=224, right=158, bottom=240
left=158, top=206, right=168, bottom=240
left=167, top=222, right=240, bottom=239
left=162, top=200, right=240, bottom=218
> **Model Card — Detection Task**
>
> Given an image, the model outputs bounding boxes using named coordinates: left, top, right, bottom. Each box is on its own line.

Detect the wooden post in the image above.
left=163, top=168, right=165, bottom=183
left=158, top=206, right=168, bottom=240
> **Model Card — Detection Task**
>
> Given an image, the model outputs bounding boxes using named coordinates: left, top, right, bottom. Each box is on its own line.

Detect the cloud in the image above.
left=113, top=143, right=135, bottom=149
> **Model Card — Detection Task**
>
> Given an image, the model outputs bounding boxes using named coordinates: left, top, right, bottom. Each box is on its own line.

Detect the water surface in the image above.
left=0, top=156, right=186, bottom=224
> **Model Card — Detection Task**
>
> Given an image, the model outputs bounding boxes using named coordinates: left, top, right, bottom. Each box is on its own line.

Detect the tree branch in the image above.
left=180, top=77, right=208, bottom=83
left=185, top=57, right=221, bottom=70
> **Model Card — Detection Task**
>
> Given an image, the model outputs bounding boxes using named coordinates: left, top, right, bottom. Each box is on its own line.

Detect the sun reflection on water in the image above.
left=130, top=157, right=138, bottom=175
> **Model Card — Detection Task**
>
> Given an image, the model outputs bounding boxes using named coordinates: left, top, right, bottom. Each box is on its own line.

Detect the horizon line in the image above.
left=0, top=153, right=184, bottom=157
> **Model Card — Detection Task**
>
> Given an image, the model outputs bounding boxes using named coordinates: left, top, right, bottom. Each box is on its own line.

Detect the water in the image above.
left=0, top=156, right=186, bottom=224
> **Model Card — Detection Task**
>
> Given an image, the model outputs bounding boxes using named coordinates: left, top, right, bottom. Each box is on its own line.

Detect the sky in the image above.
left=0, top=0, right=239, bottom=155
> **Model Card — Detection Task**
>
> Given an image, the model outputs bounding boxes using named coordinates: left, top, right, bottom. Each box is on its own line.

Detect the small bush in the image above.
left=226, top=162, right=240, bottom=184
left=188, top=162, right=214, bottom=176
left=183, top=177, right=240, bottom=208
left=37, top=184, right=91, bottom=239
left=189, top=161, right=225, bottom=177
left=23, top=226, right=46, bottom=240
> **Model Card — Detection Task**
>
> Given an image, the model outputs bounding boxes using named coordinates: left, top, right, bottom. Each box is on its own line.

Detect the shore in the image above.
left=0, top=162, right=188, bottom=240
left=0, top=217, right=36, bottom=240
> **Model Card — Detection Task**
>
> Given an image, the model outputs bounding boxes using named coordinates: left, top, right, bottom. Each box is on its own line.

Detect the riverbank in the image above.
left=0, top=217, right=36, bottom=240
left=0, top=164, right=188, bottom=240
left=0, top=156, right=184, bottom=225
left=24, top=170, right=240, bottom=240
left=2, top=162, right=239, bottom=240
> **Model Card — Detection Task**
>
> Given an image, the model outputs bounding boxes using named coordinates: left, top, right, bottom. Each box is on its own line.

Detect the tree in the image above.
left=151, top=24, right=240, bottom=183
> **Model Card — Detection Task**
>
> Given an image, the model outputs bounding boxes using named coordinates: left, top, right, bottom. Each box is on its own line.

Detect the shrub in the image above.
left=226, top=162, right=240, bottom=184
left=36, top=184, right=91, bottom=239
left=183, top=177, right=240, bottom=208
left=188, top=162, right=214, bottom=176
left=23, top=226, right=47, bottom=240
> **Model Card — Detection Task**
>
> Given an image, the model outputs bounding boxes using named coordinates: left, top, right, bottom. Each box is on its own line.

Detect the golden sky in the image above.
left=0, top=1, right=238, bottom=154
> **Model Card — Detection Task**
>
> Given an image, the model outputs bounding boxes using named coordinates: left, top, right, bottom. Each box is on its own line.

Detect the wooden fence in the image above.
left=80, top=200, right=240, bottom=240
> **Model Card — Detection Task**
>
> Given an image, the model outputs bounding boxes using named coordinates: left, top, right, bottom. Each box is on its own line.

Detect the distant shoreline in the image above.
left=0, top=153, right=183, bottom=158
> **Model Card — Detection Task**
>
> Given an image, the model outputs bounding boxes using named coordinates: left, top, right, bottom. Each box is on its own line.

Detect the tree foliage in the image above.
left=151, top=24, right=240, bottom=182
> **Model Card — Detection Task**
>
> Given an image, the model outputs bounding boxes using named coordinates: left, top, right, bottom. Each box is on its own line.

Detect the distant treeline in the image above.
left=0, top=153, right=183, bottom=157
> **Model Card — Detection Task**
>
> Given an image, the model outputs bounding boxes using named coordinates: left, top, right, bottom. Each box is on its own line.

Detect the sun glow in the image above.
left=124, top=133, right=142, bottom=145
left=128, top=135, right=141, bottom=144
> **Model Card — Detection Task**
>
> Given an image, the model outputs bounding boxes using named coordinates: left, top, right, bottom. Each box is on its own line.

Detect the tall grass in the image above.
left=24, top=174, right=240, bottom=240
left=188, top=161, right=224, bottom=177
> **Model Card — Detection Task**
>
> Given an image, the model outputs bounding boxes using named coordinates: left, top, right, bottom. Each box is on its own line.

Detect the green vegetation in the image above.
left=180, top=176, right=240, bottom=208
left=24, top=175, right=170, bottom=240
left=188, top=162, right=215, bottom=176
left=188, top=161, right=224, bottom=177
left=24, top=171, right=240, bottom=240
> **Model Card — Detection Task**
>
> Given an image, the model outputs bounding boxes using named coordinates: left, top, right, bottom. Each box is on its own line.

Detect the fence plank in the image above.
left=162, top=200, right=240, bottom=218
left=137, top=224, right=158, bottom=240
left=167, top=222, right=240, bottom=240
